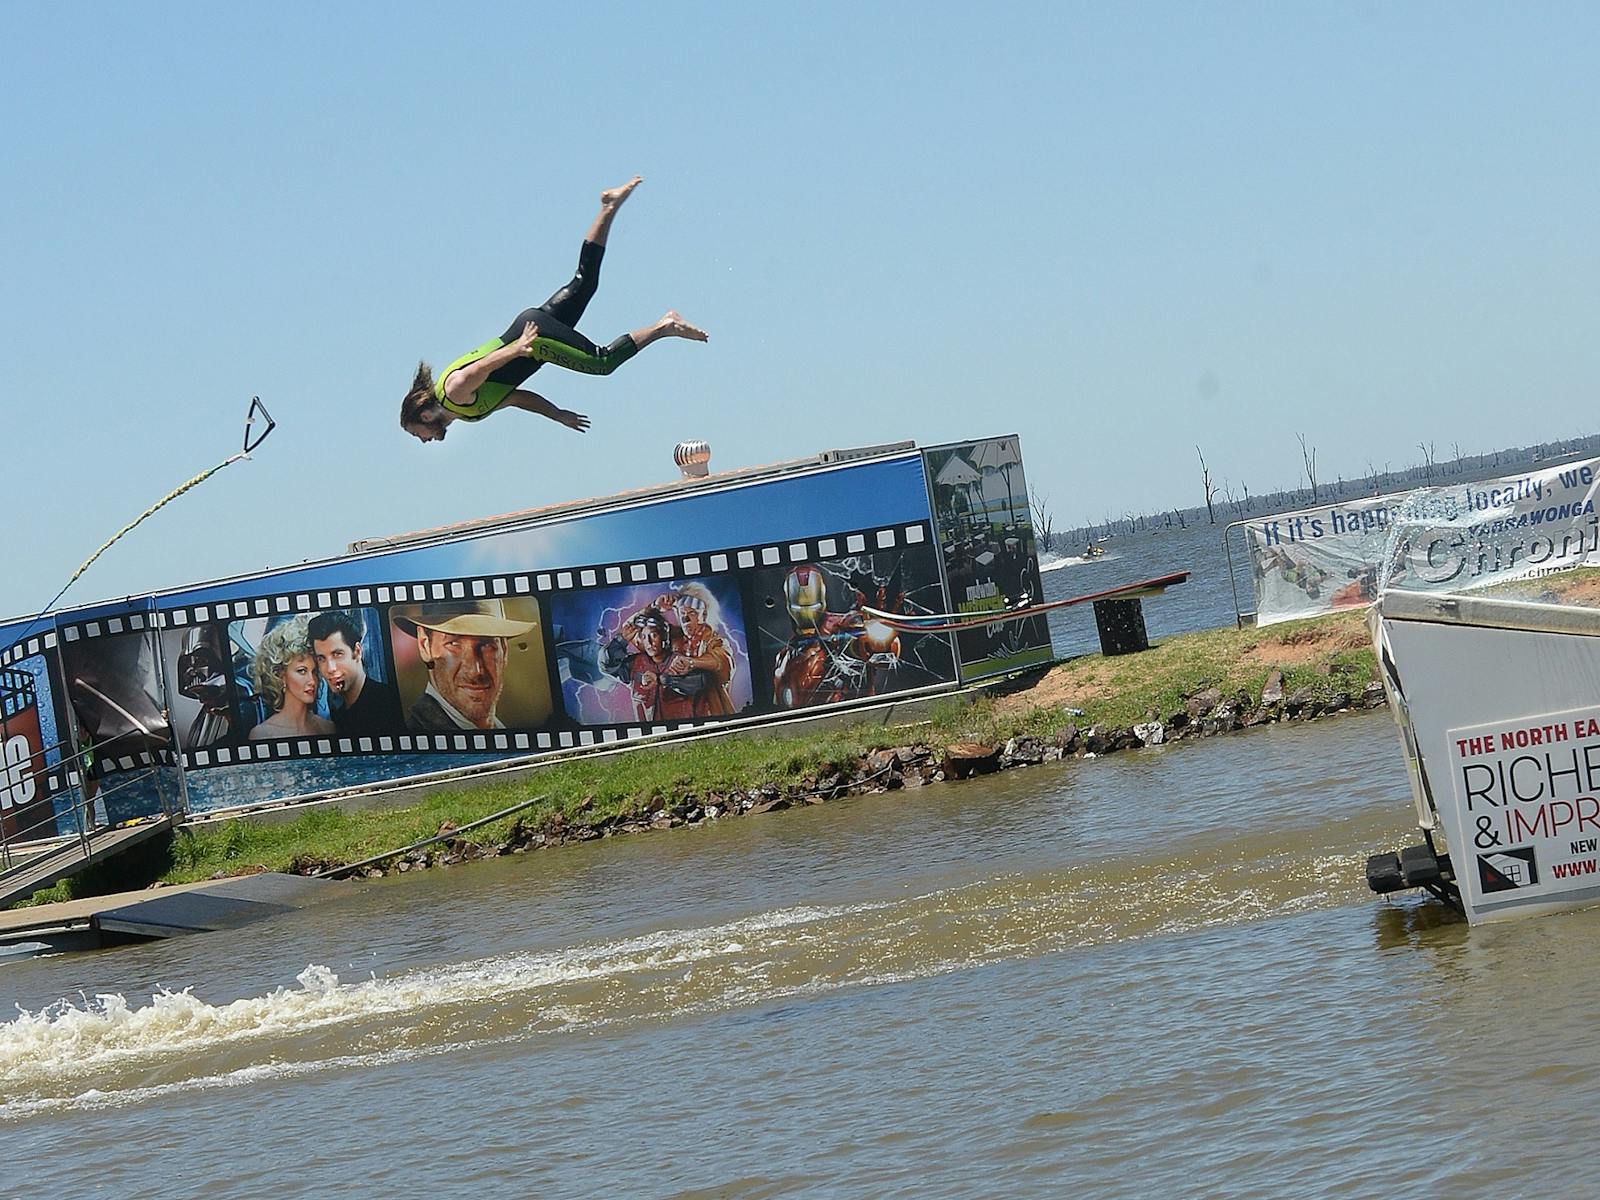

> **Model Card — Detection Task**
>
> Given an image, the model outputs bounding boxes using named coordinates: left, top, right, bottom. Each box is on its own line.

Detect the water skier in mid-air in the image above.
left=400, top=175, right=707, bottom=444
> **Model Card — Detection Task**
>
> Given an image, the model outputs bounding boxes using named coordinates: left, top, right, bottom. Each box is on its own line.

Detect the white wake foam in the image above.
left=0, top=902, right=878, bottom=1103
left=1038, top=550, right=1116, bottom=572
left=1, top=850, right=1362, bottom=1117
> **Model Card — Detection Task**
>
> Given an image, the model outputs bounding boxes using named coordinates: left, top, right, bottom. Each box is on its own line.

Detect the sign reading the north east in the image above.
left=1447, top=706, right=1600, bottom=915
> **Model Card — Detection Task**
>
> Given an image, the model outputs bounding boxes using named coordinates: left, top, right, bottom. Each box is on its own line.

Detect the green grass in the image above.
left=9, top=609, right=1381, bottom=906
left=1030, top=608, right=1377, bottom=729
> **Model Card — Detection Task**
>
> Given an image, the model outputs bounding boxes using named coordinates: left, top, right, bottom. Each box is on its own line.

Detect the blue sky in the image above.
left=3, top=2, right=1597, bottom=620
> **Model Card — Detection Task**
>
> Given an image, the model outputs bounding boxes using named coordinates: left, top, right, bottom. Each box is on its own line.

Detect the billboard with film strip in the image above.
left=1, top=442, right=1048, bottom=823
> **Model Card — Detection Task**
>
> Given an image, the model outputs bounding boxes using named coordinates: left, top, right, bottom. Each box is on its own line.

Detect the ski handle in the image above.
left=243, top=396, right=277, bottom=454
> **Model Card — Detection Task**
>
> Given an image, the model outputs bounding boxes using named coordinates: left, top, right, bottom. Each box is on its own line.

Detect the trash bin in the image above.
left=1093, top=597, right=1149, bottom=656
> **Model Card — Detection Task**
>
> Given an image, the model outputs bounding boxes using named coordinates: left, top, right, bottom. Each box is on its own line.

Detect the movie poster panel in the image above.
left=548, top=579, right=754, bottom=726
left=744, top=541, right=955, bottom=711
left=161, top=622, right=240, bottom=751
left=306, top=609, right=405, bottom=739
left=229, top=609, right=403, bottom=744
left=923, top=436, right=1053, bottom=680
left=388, top=598, right=553, bottom=734
left=59, top=628, right=173, bottom=768
left=1, top=657, right=59, bottom=842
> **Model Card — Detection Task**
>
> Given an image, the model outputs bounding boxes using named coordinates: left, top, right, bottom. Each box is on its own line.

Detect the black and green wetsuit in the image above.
left=435, top=240, right=641, bottom=421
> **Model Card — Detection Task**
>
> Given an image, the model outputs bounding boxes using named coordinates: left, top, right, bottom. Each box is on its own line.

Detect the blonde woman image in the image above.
left=247, top=615, right=337, bottom=741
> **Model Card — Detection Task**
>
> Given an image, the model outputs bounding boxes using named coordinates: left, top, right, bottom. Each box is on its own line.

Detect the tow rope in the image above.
left=861, top=570, right=1190, bottom=634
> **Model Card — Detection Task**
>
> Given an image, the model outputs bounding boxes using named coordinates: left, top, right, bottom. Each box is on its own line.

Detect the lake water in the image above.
left=1038, top=520, right=1248, bottom=659
left=8, top=709, right=1594, bottom=1198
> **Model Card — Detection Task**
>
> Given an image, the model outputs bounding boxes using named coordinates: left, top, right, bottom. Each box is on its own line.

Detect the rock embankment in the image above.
left=294, top=673, right=1388, bottom=881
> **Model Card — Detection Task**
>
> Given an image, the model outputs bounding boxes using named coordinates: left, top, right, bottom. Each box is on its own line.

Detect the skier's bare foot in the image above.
left=662, top=310, right=708, bottom=341
left=601, top=175, right=642, bottom=210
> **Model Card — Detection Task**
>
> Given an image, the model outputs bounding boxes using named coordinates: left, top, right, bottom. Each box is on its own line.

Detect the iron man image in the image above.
left=771, top=562, right=910, bottom=709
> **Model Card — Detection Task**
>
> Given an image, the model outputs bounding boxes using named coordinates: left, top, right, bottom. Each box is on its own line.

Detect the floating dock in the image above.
left=0, top=871, right=330, bottom=952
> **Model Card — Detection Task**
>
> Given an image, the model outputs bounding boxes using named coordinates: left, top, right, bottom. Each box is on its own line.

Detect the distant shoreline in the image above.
left=1062, top=440, right=1600, bottom=546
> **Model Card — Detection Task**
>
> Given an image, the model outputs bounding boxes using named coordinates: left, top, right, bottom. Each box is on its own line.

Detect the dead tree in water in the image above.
left=1197, top=446, right=1217, bottom=523
left=1222, top=478, right=1243, bottom=517
left=1298, top=433, right=1319, bottom=502
left=1029, top=487, right=1055, bottom=553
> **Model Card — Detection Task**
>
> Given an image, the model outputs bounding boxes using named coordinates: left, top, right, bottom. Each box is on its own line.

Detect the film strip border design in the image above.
left=182, top=721, right=705, bottom=769
left=25, top=520, right=931, bottom=768
left=60, top=520, right=932, bottom=636
left=9, top=746, right=180, bottom=801
left=2, top=616, right=173, bottom=786
left=0, top=628, right=59, bottom=669
left=91, top=746, right=179, bottom=776
left=70, top=745, right=179, bottom=784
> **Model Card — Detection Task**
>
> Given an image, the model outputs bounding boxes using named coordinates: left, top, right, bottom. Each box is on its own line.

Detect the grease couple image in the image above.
left=240, top=611, right=401, bottom=742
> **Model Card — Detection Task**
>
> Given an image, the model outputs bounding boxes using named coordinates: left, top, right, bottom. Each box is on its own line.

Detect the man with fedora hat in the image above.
left=391, top=600, right=537, bottom=732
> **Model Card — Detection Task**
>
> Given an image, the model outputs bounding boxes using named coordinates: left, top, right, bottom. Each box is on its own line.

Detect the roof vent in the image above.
left=674, top=440, right=711, bottom=479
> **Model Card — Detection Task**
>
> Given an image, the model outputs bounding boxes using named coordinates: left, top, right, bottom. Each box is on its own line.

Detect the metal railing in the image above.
left=0, top=732, right=179, bottom=874
left=1222, top=518, right=1258, bottom=629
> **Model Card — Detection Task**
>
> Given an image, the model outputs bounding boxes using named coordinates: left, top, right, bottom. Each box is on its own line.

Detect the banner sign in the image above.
left=1245, top=493, right=1397, bottom=626
left=0, top=446, right=992, bottom=817
left=1446, top=706, right=1600, bottom=921
left=1381, top=457, right=1600, bottom=597
left=1245, top=457, right=1600, bottom=627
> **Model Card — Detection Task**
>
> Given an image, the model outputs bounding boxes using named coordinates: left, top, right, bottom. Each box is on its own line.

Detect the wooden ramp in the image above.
left=0, top=817, right=176, bottom=910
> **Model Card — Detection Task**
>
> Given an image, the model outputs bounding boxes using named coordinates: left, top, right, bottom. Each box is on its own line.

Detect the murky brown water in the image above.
left=5, top=711, right=1596, bottom=1198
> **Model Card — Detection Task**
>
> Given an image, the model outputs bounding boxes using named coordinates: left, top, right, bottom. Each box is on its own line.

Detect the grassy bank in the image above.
left=994, top=606, right=1377, bottom=728
left=15, top=609, right=1380, bottom=906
